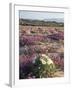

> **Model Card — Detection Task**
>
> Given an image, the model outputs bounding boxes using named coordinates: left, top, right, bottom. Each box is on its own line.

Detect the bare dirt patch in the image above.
left=54, top=71, right=64, bottom=77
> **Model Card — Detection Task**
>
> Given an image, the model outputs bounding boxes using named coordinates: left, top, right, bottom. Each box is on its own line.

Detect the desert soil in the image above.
left=54, top=71, right=64, bottom=77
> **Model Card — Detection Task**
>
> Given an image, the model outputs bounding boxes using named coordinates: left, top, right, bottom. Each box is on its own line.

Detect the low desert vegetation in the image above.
left=19, top=19, right=64, bottom=79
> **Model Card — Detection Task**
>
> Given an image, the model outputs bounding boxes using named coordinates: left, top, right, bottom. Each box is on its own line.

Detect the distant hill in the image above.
left=19, top=18, right=64, bottom=27
left=44, top=18, right=64, bottom=23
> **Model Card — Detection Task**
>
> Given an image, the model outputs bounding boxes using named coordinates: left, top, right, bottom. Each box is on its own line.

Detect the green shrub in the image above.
left=32, top=54, right=56, bottom=78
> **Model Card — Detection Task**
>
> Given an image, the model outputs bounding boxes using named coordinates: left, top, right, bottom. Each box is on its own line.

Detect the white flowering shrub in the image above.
left=32, top=54, right=56, bottom=78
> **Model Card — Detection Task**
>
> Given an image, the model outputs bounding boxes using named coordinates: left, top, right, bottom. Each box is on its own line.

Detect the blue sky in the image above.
left=19, top=10, right=64, bottom=20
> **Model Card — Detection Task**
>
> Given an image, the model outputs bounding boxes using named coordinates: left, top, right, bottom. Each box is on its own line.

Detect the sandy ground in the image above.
left=54, top=71, right=64, bottom=77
